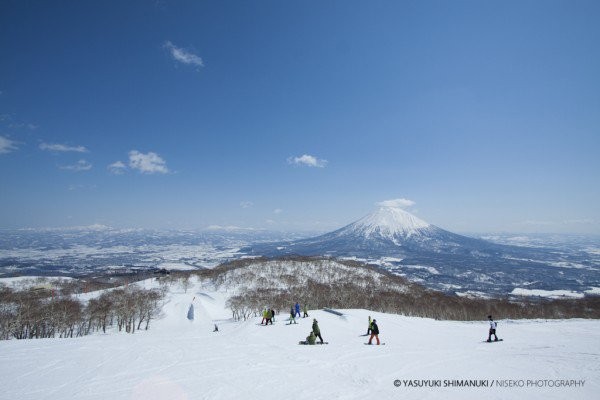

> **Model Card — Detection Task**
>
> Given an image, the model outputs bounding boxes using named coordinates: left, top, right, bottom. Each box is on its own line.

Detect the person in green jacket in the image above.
left=306, top=331, right=316, bottom=345
left=312, top=319, right=324, bottom=344
left=303, top=304, right=309, bottom=318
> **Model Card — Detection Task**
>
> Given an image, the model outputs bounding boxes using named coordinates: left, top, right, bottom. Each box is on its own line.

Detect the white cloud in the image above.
left=107, top=161, right=127, bottom=175
left=287, top=154, right=328, bottom=168
left=274, top=208, right=283, bottom=214
left=40, top=142, right=88, bottom=153
left=163, top=41, right=204, bottom=68
left=376, top=198, right=416, bottom=209
left=128, top=150, right=169, bottom=174
left=60, top=159, right=92, bottom=171
left=240, top=201, right=254, bottom=209
left=0, top=136, right=18, bottom=154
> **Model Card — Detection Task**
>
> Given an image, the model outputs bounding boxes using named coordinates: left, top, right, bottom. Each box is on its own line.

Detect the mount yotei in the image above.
left=246, top=207, right=600, bottom=297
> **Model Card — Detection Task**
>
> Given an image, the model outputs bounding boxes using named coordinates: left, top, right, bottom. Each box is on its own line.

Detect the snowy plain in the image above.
left=0, top=277, right=598, bottom=400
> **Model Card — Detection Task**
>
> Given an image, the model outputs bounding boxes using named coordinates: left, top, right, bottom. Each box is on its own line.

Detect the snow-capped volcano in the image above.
left=342, top=207, right=431, bottom=239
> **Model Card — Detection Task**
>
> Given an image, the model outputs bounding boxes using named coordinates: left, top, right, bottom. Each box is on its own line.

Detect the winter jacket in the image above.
left=307, top=332, right=316, bottom=345
left=489, top=321, right=497, bottom=330
left=371, top=322, right=379, bottom=335
left=295, top=303, right=300, bottom=311
left=312, top=321, right=320, bottom=335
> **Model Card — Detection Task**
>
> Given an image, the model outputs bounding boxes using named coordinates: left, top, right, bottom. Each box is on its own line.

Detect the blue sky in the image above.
left=1, top=0, right=599, bottom=234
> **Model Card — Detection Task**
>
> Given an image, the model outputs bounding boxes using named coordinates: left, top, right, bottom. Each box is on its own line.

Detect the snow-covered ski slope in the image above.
left=1, top=277, right=598, bottom=400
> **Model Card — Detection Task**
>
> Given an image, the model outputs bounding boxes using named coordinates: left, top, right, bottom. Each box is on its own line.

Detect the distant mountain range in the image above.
left=245, top=207, right=600, bottom=296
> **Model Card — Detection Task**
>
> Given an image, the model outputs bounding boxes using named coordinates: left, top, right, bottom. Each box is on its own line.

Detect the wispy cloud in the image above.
left=128, top=150, right=169, bottom=174
left=0, top=135, right=18, bottom=154
left=274, top=208, right=283, bottom=214
left=240, top=201, right=254, bottom=209
left=376, top=198, right=416, bottom=209
left=107, top=161, right=127, bottom=175
left=163, top=41, right=204, bottom=68
left=60, top=159, right=92, bottom=171
left=40, top=142, right=88, bottom=153
left=287, top=154, right=328, bottom=168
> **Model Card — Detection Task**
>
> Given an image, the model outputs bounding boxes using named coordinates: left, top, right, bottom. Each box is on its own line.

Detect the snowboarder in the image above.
left=300, top=331, right=316, bottom=345
left=261, top=308, right=268, bottom=325
left=295, top=302, right=301, bottom=318
left=487, top=315, right=498, bottom=342
left=312, top=318, right=324, bottom=344
left=303, top=304, right=309, bottom=318
left=213, top=324, right=219, bottom=332
left=289, top=306, right=297, bottom=324
left=368, top=319, right=380, bottom=345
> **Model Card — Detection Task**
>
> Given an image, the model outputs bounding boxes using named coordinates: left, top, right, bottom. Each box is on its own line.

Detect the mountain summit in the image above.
left=341, top=206, right=431, bottom=240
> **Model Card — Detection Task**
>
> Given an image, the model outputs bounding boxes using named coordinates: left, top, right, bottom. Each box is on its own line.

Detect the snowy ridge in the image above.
left=343, top=207, right=431, bottom=239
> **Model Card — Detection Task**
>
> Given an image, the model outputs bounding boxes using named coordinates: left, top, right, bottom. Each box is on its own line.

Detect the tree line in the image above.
left=205, top=257, right=600, bottom=321
left=0, top=284, right=164, bottom=340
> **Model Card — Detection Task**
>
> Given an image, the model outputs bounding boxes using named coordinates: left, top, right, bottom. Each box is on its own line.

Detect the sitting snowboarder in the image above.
left=368, top=319, right=380, bottom=345
left=487, top=315, right=498, bottom=342
left=304, top=331, right=316, bottom=345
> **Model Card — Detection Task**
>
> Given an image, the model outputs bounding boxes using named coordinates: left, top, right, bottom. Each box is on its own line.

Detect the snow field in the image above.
left=0, top=277, right=598, bottom=400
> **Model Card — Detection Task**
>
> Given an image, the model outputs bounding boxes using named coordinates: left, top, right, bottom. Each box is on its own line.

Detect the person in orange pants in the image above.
left=368, top=319, right=380, bottom=345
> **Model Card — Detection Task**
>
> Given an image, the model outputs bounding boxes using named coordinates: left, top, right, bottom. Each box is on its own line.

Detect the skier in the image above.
left=295, top=302, right=301, bottom=318
left=261, top=308, right=268, bottom=325
left=303, top=304, right=309, bottom=318
left=368, top=319, right=380, bottom=345
left=487, top=315, right=498, bottom=342
left=289, top=306, right=297, bottom=324
left=312, top=318, right=324, bottom=344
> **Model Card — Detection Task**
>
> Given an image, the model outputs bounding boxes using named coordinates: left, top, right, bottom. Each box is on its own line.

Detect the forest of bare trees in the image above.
left=206, top=257, right=600, bottom=322
left=0, top=283, right=164, bottom=340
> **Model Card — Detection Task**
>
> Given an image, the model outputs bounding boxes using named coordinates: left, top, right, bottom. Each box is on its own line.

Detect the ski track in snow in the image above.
left=1, top=277, right=599, bottom=400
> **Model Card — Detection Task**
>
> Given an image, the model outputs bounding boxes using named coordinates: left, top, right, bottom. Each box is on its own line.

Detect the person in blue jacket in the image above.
left=295, top=302, right=301, bottom=318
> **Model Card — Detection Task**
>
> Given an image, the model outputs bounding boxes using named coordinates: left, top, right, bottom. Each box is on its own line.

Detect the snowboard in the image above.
left=483, top=339, right=503, bottom=343
left=364, top=343, right=386, bottom=345
left=298, top=341, right=329, bottom=345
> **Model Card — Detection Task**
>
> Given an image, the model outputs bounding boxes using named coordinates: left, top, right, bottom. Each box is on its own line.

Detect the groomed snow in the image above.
left=0, top=277, right=598, bottom=400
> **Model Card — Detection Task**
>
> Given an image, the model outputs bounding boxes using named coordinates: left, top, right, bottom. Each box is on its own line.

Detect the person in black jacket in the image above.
left=368, top=319, right=380, bottom=345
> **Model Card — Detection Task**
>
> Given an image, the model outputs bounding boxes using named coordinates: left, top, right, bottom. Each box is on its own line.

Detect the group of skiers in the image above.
left=260, top=307, right=499, bottom=345
left=260, top=308, right=277, bottom=325
left=289, top=302, right=309, bottom=324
